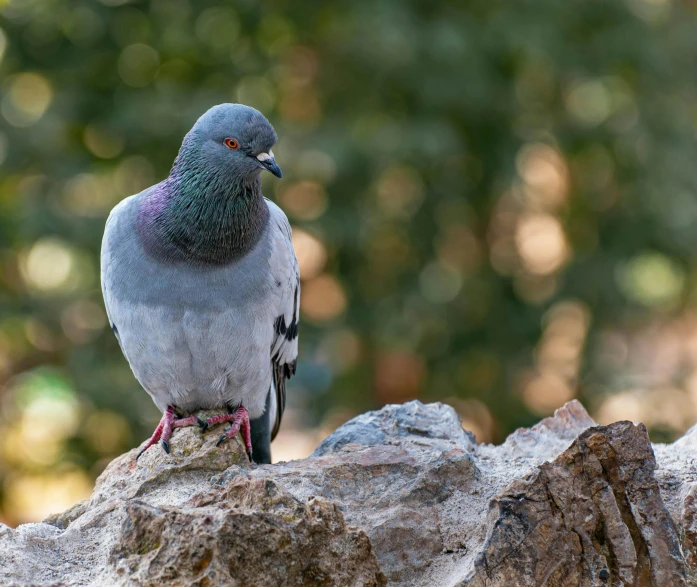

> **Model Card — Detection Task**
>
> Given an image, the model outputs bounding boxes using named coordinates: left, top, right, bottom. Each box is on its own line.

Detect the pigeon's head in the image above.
left=183, top=103, right=281, bottom=180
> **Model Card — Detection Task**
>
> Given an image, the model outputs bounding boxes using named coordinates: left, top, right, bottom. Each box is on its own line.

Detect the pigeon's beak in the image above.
left=256, top=151, right=282, bottom=179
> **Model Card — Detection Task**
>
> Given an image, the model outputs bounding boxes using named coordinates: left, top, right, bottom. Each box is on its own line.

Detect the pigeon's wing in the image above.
left=266, top=199, right=299, bottom=440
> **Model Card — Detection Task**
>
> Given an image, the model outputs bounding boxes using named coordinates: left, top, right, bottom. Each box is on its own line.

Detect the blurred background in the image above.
left=1, top=0, right=697, bottom=526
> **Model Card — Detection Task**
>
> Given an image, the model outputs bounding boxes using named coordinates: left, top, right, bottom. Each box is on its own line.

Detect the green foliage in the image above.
left=1, top=0, right=697, bottom=524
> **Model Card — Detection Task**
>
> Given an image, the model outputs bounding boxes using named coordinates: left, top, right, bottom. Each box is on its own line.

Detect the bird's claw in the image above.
left=206, top=407, right=253, bottom=459
left=135, top=406, right=206, bottom=461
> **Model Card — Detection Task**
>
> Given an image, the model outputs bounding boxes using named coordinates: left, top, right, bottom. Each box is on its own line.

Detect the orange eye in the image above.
left=224, top=138, right=239, bottom=150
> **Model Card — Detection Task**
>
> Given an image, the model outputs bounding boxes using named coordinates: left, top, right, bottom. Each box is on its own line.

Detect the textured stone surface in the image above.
left=251, top=401, right=481, bottom=584
left=654, top=424, right=697, bottom=586
left=0, top=411, right=385, bottom=587
left=466, top=421, right=685, bottom=587
left=2, top=400, right=697, bottom=586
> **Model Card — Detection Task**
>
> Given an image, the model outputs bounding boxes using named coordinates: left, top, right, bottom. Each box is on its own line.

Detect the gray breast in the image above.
left=102, top=195, right=279, bottom=418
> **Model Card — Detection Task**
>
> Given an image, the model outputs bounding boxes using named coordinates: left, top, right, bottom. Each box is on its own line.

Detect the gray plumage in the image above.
left=100, top=104, right=299, bottom=460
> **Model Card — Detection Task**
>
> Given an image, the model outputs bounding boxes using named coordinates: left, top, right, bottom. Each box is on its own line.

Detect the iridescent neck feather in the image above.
left=137, top=146, right=269, bottom=266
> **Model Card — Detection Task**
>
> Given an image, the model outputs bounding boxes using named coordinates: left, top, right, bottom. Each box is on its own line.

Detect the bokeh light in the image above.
left=301, top=274, right=347, bottom=322
left=2, top=73, right=53, bottom=127
left=515, top=214, right=570, bottom=276
left=292, top=228, right=327, bottom=280
left=117, top=43, right=160, bottom=87
left=20, top=239, right=76, bottom=293
left=278, top=181, right=328, bottom=220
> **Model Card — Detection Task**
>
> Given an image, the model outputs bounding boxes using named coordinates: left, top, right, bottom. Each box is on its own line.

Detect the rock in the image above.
left=108, top=478, right=382, bottom=587
left=2, top=400, right=697, bottom=586
left=0, top=414, right=385, bottom=587
left=312, top=400, right=476, bottom=456
left=654, top=424, right=697, bottom=586
left=467, top=421, right=684, bottom=587
left=251, top=401, right=480, bottom=583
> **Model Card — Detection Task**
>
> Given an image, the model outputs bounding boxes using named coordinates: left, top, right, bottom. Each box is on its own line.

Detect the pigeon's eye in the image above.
left=224, top=138, right=239, bottom=150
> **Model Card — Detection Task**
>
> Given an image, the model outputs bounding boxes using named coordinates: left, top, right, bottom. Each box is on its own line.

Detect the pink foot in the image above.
left=207, top=407, right=252, bottom=461
left=136, top=406, right=207, bottom=460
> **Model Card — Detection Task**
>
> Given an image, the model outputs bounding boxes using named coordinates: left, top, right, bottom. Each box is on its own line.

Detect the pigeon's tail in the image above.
left=248, top=389, right=273, bottom=464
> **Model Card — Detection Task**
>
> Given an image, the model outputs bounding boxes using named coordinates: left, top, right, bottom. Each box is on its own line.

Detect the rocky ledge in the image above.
left=1, top=400, right=696, bottom=586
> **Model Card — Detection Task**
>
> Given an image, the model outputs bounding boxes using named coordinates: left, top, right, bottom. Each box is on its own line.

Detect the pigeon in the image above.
left=100, top=104, right=299, bottom=464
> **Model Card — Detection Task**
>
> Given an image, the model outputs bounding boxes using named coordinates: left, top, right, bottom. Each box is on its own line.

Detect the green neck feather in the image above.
left=142, top=154, right=269, bottom=265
